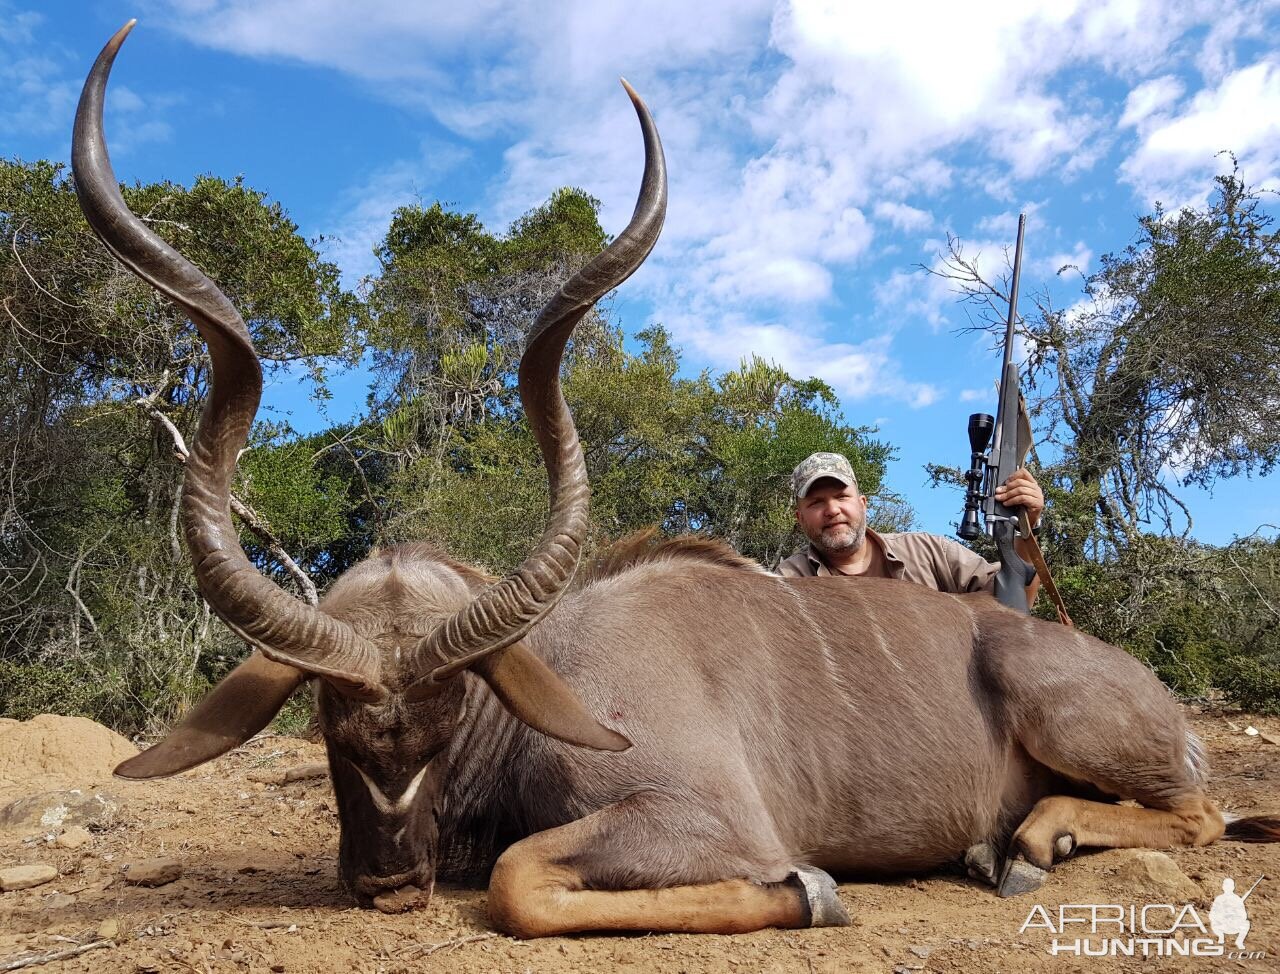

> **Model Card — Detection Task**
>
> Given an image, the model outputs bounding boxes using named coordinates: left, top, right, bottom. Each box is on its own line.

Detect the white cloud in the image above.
left=142, top=0, right=1279, bottom=423
left=1122, top=58, right=1280, bottom=205
left=1039, top=243, right=1092, bottom=277
left=665, top=309, right=939, bottom=407
left=873, top=267, right=957, bottom=332
left=959, top=388, right=988, bottom=403
left=1120, top=75, right=1184, bottom=129
left=0, top=11, right=38, bottom=45
left=1194, top=0, right=1274, bottom=82
left=874, top=201, right=933, bottom=233
left=0, top=10, right=173, bottom=155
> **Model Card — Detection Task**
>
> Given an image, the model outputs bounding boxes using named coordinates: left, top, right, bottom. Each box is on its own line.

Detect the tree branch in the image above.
left=134, top=397, right=319, bottom=606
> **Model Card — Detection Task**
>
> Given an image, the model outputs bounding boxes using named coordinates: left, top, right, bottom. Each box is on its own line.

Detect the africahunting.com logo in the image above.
left=1019, top=875, right=1267, bottom=960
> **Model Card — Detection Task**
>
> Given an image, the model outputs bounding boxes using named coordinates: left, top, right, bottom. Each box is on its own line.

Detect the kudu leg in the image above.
left=486, top=803, right=849, bottom=938
left=984, top=620, right=1227, bottom=896
left=999, top=794, right=1225, bottom=896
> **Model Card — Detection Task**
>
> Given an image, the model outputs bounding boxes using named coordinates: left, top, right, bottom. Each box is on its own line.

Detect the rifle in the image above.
left=958, top=214, right=1038, bottom=613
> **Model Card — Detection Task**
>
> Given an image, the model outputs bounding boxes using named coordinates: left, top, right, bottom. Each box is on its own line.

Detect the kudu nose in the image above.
left=357, top=873, right=434, bottom=914
left=354, top=857, right=436, bottom=911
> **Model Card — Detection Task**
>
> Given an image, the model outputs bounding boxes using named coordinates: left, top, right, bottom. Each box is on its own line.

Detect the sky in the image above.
left=4, top=0, right=1279, bottom=544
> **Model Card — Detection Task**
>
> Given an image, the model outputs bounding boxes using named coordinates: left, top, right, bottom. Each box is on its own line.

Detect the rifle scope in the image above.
left=958, top=412, right=994, bottom=541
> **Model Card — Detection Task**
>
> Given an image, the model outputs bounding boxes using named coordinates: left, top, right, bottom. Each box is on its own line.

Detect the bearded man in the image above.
left=777, top=452, right=1044, bottom=606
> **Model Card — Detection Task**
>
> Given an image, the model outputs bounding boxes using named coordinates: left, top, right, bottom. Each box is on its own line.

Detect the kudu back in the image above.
left=74, top=23, right=1279, bottom=938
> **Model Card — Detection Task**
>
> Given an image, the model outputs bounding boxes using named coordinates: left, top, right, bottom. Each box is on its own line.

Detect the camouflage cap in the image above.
left=791, top=452, right=859, bottom=501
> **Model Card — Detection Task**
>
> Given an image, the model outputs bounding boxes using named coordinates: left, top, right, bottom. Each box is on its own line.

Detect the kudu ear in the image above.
left=114, top=651, right=305, bottom=779
left=471, top=644, right=631, bottom=752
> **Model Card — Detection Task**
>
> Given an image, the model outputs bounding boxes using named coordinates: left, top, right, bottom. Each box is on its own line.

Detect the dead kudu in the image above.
left=76, top=23, right=1279, bottom=939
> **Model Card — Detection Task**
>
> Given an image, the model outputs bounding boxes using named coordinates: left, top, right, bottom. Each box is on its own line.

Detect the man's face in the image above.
left=796, top=479, right=868, bottom=557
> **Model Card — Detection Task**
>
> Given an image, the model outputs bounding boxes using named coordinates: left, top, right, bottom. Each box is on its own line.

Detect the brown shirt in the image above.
left=776, top=528, right=998, bottom=594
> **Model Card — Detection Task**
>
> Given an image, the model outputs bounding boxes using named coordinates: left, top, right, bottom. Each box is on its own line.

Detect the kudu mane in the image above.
left=575, top=528, right=767, bottom=588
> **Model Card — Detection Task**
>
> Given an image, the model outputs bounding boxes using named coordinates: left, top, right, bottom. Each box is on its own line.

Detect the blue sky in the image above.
left=5, top=0, right=1279, bottom=544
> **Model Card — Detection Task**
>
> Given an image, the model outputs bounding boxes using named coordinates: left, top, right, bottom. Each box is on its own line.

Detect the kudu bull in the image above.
left=76, top=23, right=1278, bottom=938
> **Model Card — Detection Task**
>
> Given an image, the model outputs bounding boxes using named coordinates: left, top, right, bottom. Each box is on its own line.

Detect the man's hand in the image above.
left=994, top=468, right=1044, bottom=528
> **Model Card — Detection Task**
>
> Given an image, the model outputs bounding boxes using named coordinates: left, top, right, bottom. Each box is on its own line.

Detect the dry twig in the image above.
left=397, top=932, right=499, bottom=958
left=0, top=939, right=114, bottom=972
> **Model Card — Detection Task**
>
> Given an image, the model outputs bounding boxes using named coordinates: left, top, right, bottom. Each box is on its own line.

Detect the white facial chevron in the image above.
left=352, top=762, right=429, bottom=816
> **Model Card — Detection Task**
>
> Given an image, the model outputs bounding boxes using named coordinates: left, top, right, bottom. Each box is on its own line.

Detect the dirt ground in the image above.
left=0, top=709, right=1276, bottom=974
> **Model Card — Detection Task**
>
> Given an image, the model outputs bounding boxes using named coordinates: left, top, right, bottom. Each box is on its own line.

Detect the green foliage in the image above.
left=0, top=158, right=364, bottom=731
left=364, top=189, right=895, bottom=571
left=1040, top=530, right=1280, bottom=712
left=240, top=429, right=351, bottom=560
left=937, top=166, right=1280, bottom=713
left=270, top=686, right=318, bottom=737
left=1216, top=656, right=1280, bottom=715
left=373, top=323, right=895, bottom=572
left=0, top=660, right=102, bottom=722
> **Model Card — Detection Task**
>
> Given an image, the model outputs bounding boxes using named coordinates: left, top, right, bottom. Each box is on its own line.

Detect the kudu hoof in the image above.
left=996, top=856, right=1048, bottom=897
left=963, top=842, right=1001, bottom=887
left=790, top=867, right=852, bottom=927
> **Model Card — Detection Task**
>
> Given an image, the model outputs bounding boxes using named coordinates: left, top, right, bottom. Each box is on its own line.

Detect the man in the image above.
left=777, top=452, right=1044, bottom=606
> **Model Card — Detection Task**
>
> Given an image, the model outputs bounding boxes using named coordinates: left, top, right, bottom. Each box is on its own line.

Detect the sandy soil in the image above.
left=0, top=708, right=1276, bottom=974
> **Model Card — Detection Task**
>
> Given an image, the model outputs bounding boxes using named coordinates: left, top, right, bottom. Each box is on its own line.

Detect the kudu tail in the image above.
left=1223, top=814, right=1280, bottom=843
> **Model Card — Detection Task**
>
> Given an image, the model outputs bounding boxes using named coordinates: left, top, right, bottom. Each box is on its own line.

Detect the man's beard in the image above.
left=812, top=519, right=867, bottom=557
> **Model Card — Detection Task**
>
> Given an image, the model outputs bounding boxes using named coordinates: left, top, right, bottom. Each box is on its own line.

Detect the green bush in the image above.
left=0, top=660, right=102, bottom=721
left=1216, top=655, right=1280, bottom=715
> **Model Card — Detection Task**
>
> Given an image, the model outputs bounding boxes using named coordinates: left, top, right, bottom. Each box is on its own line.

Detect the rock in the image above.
left=1113, top=850, right=1201, bottom=900
left=0, top=862, right=58, bottom=891
left=372, top=884, right=425, bottom=914
left=97, top=917, right=120, bottom=940
left=55, top=825, right=92, bottom=849
left=246, top=770, right=285, bottom=786
left=282, top=763, right=328, bottom=784
left=124, top=857, right=183, bottom=887
left=0, top=790, right=122, bottom=833
left=908, top=945, right=933, bottom=958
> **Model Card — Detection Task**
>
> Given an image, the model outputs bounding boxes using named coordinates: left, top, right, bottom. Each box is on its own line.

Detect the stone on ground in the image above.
left=123, top=857, right=183, bottom=887
left=0, top=790, right=122, bottom=833
left=0, top=863, right=58, bottom=891
left=1112, top=850, right=1201, bottom=900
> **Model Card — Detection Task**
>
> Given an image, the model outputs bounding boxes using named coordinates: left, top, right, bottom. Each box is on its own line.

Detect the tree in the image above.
left=0, top=159, right=363, bottom=729
left=355, top=192, right=898, bottom=572
left=1, top=168, right=901, bottom=730
left=930, top=166, right=1280, bottom=712
left=374, top=324, right=897, bottom=573
left=936, top=166, right=1280, bottom=555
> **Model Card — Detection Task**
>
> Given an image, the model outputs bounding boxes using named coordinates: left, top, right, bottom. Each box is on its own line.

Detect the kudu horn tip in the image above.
left=110, top=19, right=138, bottom=50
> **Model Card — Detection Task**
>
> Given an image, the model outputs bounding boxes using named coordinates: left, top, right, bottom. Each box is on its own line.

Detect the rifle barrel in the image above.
left=1241, top=874, right=1265, bottom=900
left=1001, top=213, right=1026, bottom=377
left=991, top=213, right=1026, bottom=459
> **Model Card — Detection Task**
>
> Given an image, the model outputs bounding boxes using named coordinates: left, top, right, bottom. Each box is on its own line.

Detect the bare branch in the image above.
left=134, top=396, right=319, bottom=606
left=0, top=940, right=115, bottom=972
